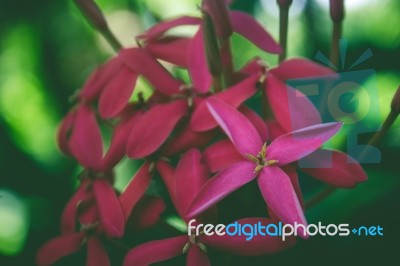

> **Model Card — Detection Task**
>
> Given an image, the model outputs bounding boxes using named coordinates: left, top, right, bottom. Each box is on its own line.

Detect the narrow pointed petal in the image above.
left=266, top=122, right=342, bottom=166
left=79, top=57, right=122, bottom=102
left=139, top=16, right=201, bottom=41
left=230, top=11, right=281, bottom=54
left=191, top=74, right=259, bottom=131
left=146, top=37, right=191, bottom=67
left=203, top=140, right=243, bottom=173
left=187, top=161, right=257, bottom=218
left=119, top=162, right=152, bottom=221
left=186, top=245, right=210, bottom=266
left=69, top=105, right=103, bottom=170
left=189, top=28, right=212, bottom=93
left=205, top=98, right=263, bottom=156
left=282, top=165, right=304, bottom=209
left=162, top=123, right=216, bottom=157
left=156, top=160, right=175, bottom=202
left=57, top=109, right=77, bottom=156
left=203, top=218, right=296, bottom=256
left=120, top=48, right=182, bottom=95
left=240, top=106, right=269, bottom=142
left=271, top=58, right=336, bottom=81
left=175, top=149, right=209, bottom=216
left=98, top=66, right=138, bottom=119
left=87, top=237, right=110, bottom=266
left=127, top=100, right=188, bottom=158
left=123, top=236, right=187, bottom=266
left=130, top=196, right=166, bottom=230
left=93, top=179, right=125, bottom=237
left=258, top=167, right=307, bottom=237
left=36, top=233, right=85, bottom=266
left=265, top=75, right=322, bottom=132
left=266, top=120, right=285, bottom=140
left=301, top=149, right=367, bottom=188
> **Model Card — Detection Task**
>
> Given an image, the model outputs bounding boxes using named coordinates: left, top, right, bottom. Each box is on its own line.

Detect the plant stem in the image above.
left=278, top=6, right=289, bottom=63
left=220, top=38, right=234, bottom=87
left=330, top=21, right=341, bottom=67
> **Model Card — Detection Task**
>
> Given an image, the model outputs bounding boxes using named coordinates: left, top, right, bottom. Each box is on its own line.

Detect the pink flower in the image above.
left=186, top=99, right=342, bottom=235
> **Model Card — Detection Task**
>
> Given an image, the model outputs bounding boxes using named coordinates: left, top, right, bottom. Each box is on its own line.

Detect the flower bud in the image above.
left=74, top=0, right=108, bottom=31
left=202, top=0, right=232, bottom=38
left=277, top=0, right=293, bottom=8
left=330, top=0, right=345, bottom=23
left=391, top=86, right=400, bottom=114
left=202, top=12, right=223, bottom=76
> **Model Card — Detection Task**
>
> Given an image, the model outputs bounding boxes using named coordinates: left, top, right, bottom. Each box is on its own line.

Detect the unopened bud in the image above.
left=202, top=12, right=223, bottom=76
left=277, top=0, right=293, bottom=8
left=391, top=86, right=400, bottom=114
left=330, top=0, right=345, bottom=23
left=202, top=0, right=232, bottom=38
left=75, top=0, right=108, bottom=30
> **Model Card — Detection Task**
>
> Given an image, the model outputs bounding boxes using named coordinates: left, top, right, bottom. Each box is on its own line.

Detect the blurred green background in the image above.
left=0, top=0, right=399, bottom=265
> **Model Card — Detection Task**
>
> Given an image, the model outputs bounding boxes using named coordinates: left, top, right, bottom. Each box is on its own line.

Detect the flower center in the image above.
left=246, top=142, right=278, bottom=173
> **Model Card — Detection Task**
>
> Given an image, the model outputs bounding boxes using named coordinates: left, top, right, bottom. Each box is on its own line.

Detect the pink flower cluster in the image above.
left=37, top=0, right=367, bottom=265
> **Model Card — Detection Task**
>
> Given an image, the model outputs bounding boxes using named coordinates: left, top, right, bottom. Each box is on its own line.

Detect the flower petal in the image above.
left=98, top=66, right=138, bottom=119
left=127, top=100, right=188, bottom=158
left=203, top=139, right=243, bottom=173
left=203, top=218, right=296, bottom=256
left=57, top=109, right=77, bottom=156
left=119, top=48, right=182, bottom=95
left=130, top=196, right=166, bottom=230
left=156, top=160, right=175, bottom=202
left=175, top=149, right=209, bottom=217
left=205, top=98, right=263, bottom=156
left=230, top=11, right=281, bottom=54
left=265, top=75, right=322, bottom=132
left=266, top=120, right=285, bottom=140
left=191, top=74, right=260, bottom=132
left=69, top=105, right=103, bottom=170
left=119, top=162, right=152, bottom=221
left=146, top=37, right=191, bottom=67
left=139, top=16, right=201, bottom=41
left=258, top=166, right=307, bottom=237
left=240, top=105, right=269, bottom=142
left=123, top=236, right=187, bottom=266
left=93, top=179, right=125, bottom=238
left=36, top=233, right=85, bottom=266
left=300, top=149, right=367, bottom=188
left=266, top=122, right=342, bottom=165
left=271, top=58, right=336, bottom=81
left=86, top=237, right=110, bottom=266
left=282, top=165, right=304, bottom=209
left=186, top=245, right=210, bottom=266
left=188, top=28, right=212, bottom=93
left=186, top=161, right=257, bottom=218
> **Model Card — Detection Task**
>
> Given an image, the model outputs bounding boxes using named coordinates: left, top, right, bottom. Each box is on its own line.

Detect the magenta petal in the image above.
left=203, top=218, right=296, bottom=256
left=119, top=162, right=152, bottom=221
left=69, top=105, right=103, bottom=170
left=57, top=109, right=77, bottom=156
left=93, top=179, right=125, bottom=238
left=98, top=66, right=138, bottom=119
left=266, top=75, right=322, bottom=132
left=186, top=161, right=257, bottom=218
left=119, top=48, right=182, bottom=95
left=36, top=233, right=85, bottom=266
left=123, top=236, right=187, bottom=266
left=230, top=11, right=281, bottom=54
left=186, top=245, right=210, bottom=266
left=156, top=161, right=175, bottom=202
left=146, top=37, right=191, bottom=67
left=189, top=28, right=212, bottom=93
left=266, top=122, right=342, bottom=165
left=258, top=167, right=307, bottom=237
left=205, top=98, right=263, bottom=156
left=130, top=196, right=166, bottom=230
left=175, top=149, right=209, bottom=217
left=127, top=100, right=188, bottom=158
left=282, top=165, right=304, bottom=209
left=86, top=237, right=110, bottom=266
left=191, top=74, right=259, bottom=132
left=203, top=140, right=243, bottom=173
left=301, top=149, right=367, bottom=188
left=139, top=16, right=201, bottom=41
left=266, top=120, right=286, bottom=140
left=240, top=105, right=269, bottom=142
left=271, top=58, right=336, bottom=80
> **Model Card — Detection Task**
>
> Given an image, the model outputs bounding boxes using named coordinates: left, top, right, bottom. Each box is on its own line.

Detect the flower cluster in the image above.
left=37, top=0, right=367, bottom=265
